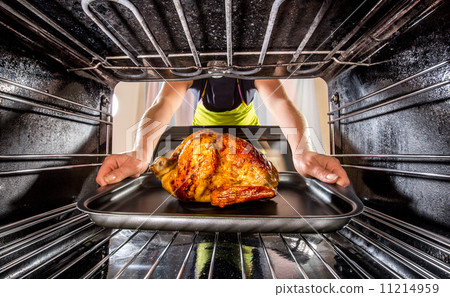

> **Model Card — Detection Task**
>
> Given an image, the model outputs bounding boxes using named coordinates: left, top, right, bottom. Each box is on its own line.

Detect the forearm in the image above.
left=131, top=101, right=174, bottom=163
left=255, top=79, right=312, bottom=154
left=268, top=98, right=312, bottom=155
left=265, top=96, right=349, bottom=186
left=128, top=80, right=190, bottom=163
left=256, top=79, right=349, bottom=186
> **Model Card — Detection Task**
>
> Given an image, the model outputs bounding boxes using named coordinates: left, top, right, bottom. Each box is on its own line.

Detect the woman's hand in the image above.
left=293, top=151, right=350, bottom=187
left=96, top=154, right=149, bottom=187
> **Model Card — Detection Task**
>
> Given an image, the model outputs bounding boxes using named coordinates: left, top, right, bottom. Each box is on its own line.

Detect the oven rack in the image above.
left=327, top=60, right=450, bottom=116
left=0, top=76, right=110, bottom=176
left=327, top=59, right=450, bottom=180
left=0, top=204, right=448, bottom=279
left=0, top=76, right=111, bottom=126
left=2, top=0, right=443, bottom=80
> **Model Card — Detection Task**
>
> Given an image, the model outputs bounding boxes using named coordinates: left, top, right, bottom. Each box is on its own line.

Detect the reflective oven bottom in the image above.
left=0, top=204, right=448, bottom=279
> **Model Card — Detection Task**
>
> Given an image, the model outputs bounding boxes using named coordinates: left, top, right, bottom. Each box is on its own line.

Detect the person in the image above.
left=96, top=78, right=350, bottom=187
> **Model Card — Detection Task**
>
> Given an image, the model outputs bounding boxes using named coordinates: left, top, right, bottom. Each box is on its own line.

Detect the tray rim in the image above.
left=77, top=171, right=365, bottom=221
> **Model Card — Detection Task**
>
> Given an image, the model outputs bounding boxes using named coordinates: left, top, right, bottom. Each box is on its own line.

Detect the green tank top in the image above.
left=192, top=79, right=260, bottom=126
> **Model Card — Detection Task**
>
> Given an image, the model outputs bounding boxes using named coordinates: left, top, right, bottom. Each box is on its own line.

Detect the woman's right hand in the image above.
left=96, top=154, right=149, bottom=187
left=292, top=151, right=350, bottom=187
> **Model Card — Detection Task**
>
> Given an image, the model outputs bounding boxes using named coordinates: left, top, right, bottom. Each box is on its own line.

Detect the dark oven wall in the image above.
left=326, top=1, right=449, bottom=232
left=0, top=16, right=115, bottom=225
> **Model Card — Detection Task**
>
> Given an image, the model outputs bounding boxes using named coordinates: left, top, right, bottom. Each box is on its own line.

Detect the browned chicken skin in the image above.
left=150, top=129, right=279, bottom=207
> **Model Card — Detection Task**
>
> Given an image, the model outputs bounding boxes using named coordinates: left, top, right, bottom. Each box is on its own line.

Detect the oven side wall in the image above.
left=0, top=24, right=114, bottom=225
left=326, top=4, right=449, bottom=231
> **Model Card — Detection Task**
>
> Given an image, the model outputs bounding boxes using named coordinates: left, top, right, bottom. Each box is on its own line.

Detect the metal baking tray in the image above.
left=77, top=172, right=364, bottom=233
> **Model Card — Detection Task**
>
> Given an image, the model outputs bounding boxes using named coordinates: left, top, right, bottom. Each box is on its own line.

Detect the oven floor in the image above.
left=0, top=204, right=449, bottom=279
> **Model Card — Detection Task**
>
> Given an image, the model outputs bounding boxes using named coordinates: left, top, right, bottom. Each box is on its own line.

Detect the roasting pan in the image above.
left=77, top=171, right=364, bottom=233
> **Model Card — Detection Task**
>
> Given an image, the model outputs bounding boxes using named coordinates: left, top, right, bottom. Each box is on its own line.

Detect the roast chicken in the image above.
left=149, top=129, right=279, bottom=207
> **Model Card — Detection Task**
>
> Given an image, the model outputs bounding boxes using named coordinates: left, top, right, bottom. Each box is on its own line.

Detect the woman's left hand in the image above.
left=293, top=151, right=350, bottom=187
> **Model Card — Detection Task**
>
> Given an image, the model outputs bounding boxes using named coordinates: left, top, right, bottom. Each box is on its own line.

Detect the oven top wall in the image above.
left=1, top=0, right=443, bottom=81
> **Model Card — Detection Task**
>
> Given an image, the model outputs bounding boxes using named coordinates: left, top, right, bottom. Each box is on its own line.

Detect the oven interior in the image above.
left=0, top=0, right=449, bottom=279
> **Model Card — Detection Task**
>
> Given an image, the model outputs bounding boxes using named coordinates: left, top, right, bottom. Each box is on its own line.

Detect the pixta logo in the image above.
left=126, top=118, right=172, bottom=161
left=127, top=120, right=325, bottom=159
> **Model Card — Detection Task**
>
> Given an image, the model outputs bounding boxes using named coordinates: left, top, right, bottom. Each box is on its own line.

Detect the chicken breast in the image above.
left=150, top=129, right=279, bottom=207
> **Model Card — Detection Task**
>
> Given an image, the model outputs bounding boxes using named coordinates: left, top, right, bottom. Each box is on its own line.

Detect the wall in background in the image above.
left=112, top=82, right=146, bottom=154
left=314, top=78, right=331, bottom=155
